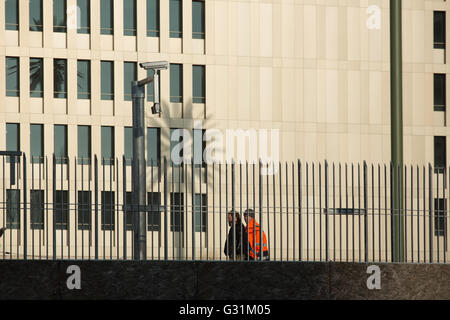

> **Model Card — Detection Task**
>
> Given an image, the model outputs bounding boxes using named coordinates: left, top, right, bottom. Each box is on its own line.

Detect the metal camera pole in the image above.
left=131, top=61, right=168, bottom=261
left=132, top=81, right=147, bottom=261
left=390, top=0, right=404, bottom=263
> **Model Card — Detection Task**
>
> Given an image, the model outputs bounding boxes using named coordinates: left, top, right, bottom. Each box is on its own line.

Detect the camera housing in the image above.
left=139, top=61, right=169, bottom=70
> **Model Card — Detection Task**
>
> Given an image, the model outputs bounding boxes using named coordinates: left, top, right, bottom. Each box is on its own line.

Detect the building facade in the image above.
left=0, top=0, right=449, bottom=261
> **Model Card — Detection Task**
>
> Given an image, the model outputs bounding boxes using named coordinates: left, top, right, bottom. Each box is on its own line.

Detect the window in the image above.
left=170, top=192, right=184, bottom=232
left=147, top=128, right=160, bottom=166
left=193, top=65, right=205, bottom=103
left=29, top=0, right=43, bottom=31
left=54, top=125, right=68, bottom=164
left=124, top=127, right=133, bottom=165
left=77, top=0, right=90, bottom=34
left=434, top=74, right=446, bottom=112
left=434, top=136, right=447, bottom=171
left=124, top=62, right=136, bottom=101
left=194, top=194, right=207, bottom=232
left=6, top=123, right=20, bottom=152
left=78, top=126, right=91, bottom=165
left=170, top=0, right=182, bottom=38
left=434, top=198, right=447, bottom=237
left=434, top=11, right=446, bottom=49
left=30, top=58, right=43, bottom=98
left=6, top=189, right=20, bottom=229
left=30, top=190, right=44, bottom=230
left=101, top=126, right=114, bottom=165
left=123, top=0, right=136, bottom=36
left=55, top=190, right=69, bottom=230
left=6, top=57, right=19, bottom=97
left=147, top=0, right=159, bottom=37
left=53, top=0, right=67, bottom=32
left=100, top=0, right=114, bottom=35
left=193, top=129, right=206, bottom=167
left=77, top=60, right=91, bottom=99
left=30, top=124, right=44, bottom=164
left=192, top=0, right=205, bottom=39
left=5, top=0, right=18, bottom=30
left=101, top=191, right=115, bottom=231
left=54, top=59, right=67, bottom=98
left=148, top=192, right=161, bottom=231
left=78, top=191, right=91, bottom=230
left=125, top=192, right=133, bottom=231
left=170, top=64, right=183, bottom=103
left=101, top=61, right=114, bottom=100
left=170, top=128, right=184, bottom=166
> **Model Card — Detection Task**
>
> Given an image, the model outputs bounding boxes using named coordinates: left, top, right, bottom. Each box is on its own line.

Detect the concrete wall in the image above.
left=0, top=261, right=448, bottom=300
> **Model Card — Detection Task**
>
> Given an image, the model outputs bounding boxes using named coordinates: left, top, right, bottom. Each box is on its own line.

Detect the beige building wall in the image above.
left=0, top=0, right=449, bottom=261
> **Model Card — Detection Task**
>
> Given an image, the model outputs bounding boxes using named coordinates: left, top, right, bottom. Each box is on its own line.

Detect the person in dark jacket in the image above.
left=223, top=210, right=246, bottom=260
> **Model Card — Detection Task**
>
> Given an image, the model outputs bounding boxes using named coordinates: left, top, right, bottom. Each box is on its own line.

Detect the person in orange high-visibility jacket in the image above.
left=243, top=209, right=269, bottom=261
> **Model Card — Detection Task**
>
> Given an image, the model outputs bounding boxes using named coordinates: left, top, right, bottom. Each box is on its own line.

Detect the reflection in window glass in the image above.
left=77, top=0, right=90, bottom=34
left=78, top=60, right=91, bottom=99
left=54, top=59, right=67, bottom=98
left=6, top=57, right=19, bottom=97
left=53, top=0, right=67, bottom=32
left=5, top=0, right=19, bottom=30
left=29, top=0, right=43, bottom=31
left=30, top=58, right=44, bottom=98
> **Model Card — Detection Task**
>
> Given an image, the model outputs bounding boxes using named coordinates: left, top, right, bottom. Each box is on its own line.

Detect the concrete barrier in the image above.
left=0, top=261, right=448, bottom=300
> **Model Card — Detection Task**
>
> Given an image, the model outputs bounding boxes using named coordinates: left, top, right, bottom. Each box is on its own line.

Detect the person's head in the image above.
left=227, top=210, right=240, bottom=226
left=243, top=209, right=255, bottom=224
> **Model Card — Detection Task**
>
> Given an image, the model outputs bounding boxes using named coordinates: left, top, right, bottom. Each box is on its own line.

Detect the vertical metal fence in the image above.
left=0, top=152, right=448, bottom=263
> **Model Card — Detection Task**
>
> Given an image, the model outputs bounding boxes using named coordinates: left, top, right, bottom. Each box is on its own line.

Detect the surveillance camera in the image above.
left=151, top=103, right=162, bottom=114
left=139, top=61, right=169, bottom=70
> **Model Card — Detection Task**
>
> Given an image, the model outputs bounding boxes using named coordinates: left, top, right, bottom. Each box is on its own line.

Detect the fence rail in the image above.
left=0, top=153, right=448, bottom=263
